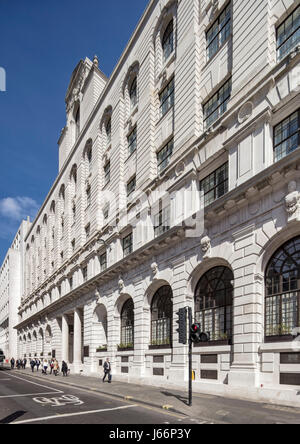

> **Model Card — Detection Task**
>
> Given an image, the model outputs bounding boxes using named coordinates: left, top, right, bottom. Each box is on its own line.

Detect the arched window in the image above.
left=162, top=20, right=174, bottom=62
left=151, top=286, right=173, bottom=347
left=195, top=266, right=233, bottom=343
left=120, top=299, right=134, bottom=348
left=265, top=236, right=300, bottom=340
left=129, top=77, right=137, bottom=110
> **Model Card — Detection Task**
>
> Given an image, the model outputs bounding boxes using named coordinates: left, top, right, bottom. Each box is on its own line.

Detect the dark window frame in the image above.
left=157, top=139, right=173, bottom=173
left=276, top=5, right=300, bottom=61
left=195, top=266, right=233, bottom=343
left=151, top=286, right=173, bottom=347
left=159, top=78, right=175, bottom=118
left=127, top=127, right=137, bottom=157
left=120, top=299, right=134, bottom=348
left=265, top=236, right=300, bottom=341
left=203, top=78, right=231, bottom=129
left=273, top=110, right=300, bottom=162
left=206, top=2, right=231, bottom=61
left=123, top=232, right=133, bottom=257
left=162, top=19, right=174, bottom=62
left=200, top=162, right=229, bottom=207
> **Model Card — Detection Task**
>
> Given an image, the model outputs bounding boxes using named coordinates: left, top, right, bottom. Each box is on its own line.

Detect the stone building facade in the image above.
left=0, top=220, right=31, bottom=359
left=15, top=0, right=300, bottom=402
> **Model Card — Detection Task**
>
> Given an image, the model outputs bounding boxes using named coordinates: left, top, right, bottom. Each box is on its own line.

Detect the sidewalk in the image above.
left=7, top=366, right=300, bottom=424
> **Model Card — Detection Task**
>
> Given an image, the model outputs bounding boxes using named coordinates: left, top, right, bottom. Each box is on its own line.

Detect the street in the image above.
left=0, top=368, right=204, bottom=425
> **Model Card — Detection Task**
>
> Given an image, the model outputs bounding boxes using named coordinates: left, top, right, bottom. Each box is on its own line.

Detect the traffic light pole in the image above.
left=188, top=307, right=193, bottom=407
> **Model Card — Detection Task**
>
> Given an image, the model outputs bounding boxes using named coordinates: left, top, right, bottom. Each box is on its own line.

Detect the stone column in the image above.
left=73, top=308, right=82, bottom=372
left=61, top=315, right=69, bottom=363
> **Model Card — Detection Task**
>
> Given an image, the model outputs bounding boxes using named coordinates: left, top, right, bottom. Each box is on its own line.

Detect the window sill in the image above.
left=194, top=339, right=231, bottom=347
left=264, top=335, right=294, bottom=343
left=149, top=344, right=172, bottom=350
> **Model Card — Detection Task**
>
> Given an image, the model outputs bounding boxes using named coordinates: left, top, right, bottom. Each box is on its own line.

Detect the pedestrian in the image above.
left=50, top=359, right=54, bottom=375
left=10, top=358, right=15, bottom=369
left=16, top=359, right=21, bottom=370
left=53, top=359, right=59, bottom=376
left=102, top=358, right=112, bottom=383
left=42, top=359, right=48, bottom=375
left=35, top=358, right=40, bottom=372
left=22, top=358, right=27, bottom=369
left=30, top=359, right=35, bottom=372
left=61, top=361, right=68, bottom=377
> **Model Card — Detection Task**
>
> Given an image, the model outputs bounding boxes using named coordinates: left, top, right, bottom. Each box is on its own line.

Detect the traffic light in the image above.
left=176, top=308, right=187, bottom=344
left=190, top=323, right=201, bottom=343
left=190, top=324, right=211, bottom=343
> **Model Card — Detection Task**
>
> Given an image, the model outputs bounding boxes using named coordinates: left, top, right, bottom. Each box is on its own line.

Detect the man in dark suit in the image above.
left=103, top=358, right=112, bottom=383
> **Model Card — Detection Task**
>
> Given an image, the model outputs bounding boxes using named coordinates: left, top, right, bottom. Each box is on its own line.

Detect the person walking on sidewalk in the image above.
left=35, top=358, right=40, bottom=372
left=103, top=358, right=112, bottom=383
left=61, top=361, right=68, bottom=377
left=30, top=359, right=35, bottom=372
left=53, top=359, right=59, bottom=376
left=10, top=358, right=15, bottom=369
left=42, top=359, right=48, bottom=375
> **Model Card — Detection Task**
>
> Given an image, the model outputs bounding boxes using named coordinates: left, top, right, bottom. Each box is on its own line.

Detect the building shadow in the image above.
left=0, top=411, right=27, bottom=424
left=161, top=390, right=189, bottom=406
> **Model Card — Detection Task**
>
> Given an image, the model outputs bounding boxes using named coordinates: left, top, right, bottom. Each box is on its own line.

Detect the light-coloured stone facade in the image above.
left=0, top=220, right=31, bottom=359
left=15, top=0, right=300, bottom=403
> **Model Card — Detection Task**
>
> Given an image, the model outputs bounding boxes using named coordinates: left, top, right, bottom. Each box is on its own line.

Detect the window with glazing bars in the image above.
left=123, top=233, right=133, bottom=257
left=106, top=118, right=111, bottom=146
left=162, top=20, right=174, bottom=62
left=151, top=286, right=173, bottom=347
left=206, top=3, right=231, bottom=61
left=100, top=252, right=107, bottom=272
left=265, top=236, right=300, bottom=339
left=277, top=6, right=300, bottom=61
left=154, top=204, right=170, bottom=238
left=127, top=176, right=136, bottom=197
left=274, top=110, right=300, bottom=162
left=157, top=139, right=173, bottom=173
left=128, top=127, right=137, bottom=157
left=203, top=79, right=231, bottom=129
left=129, top=77, right=138, bottom=109
left=195, top=266, right=233, bottom=342
left=200, top=163, right=228, bottom=207
left=104, top=161, right=110, bottom=185
left=159, top=78, right=174, bottom=118
left=121, top=299, right=134, bottom=347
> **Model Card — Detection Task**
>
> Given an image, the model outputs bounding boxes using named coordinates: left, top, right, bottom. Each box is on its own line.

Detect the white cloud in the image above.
left=0, top=196, right=39, bottom=222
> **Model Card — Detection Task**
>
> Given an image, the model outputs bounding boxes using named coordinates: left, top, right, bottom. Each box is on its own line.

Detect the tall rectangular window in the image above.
left=200, top=163, right=229, bottom=207
left=123, top=233, right=133, bottom=257
left=154, top=205, right=170, bottom=238
left=104, top=161, right=110, bottom=186
left=274, top=110, right=300, bottom=162
left=203, top=78, right=231, bottom=129
left=128, top=127, right=137, bottom=157
left=127, top=176, right=136, bottom=197
left=159, top=78, right=174, bottom=118
left=206, top=3, right=231, bottom=61
left=100, top=252, right=107, bottom=272
left=157, top=139, right=173, bottom=173
left=277, top=6, right=300, bottom=61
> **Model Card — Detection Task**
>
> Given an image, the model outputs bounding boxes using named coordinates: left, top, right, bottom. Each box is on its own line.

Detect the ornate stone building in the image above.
left=16, top=0, right=300, bottom=403
left=0, top=220, right=31, bottom=359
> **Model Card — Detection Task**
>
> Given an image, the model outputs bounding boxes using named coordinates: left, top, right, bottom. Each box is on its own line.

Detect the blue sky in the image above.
left=0, top=0, right=149, bottom=264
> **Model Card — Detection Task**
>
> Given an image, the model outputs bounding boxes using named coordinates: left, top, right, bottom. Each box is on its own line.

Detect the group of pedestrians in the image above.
left=10, top=357, right=69, bottom=377
left=10, top=358, right=27, bottom=370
